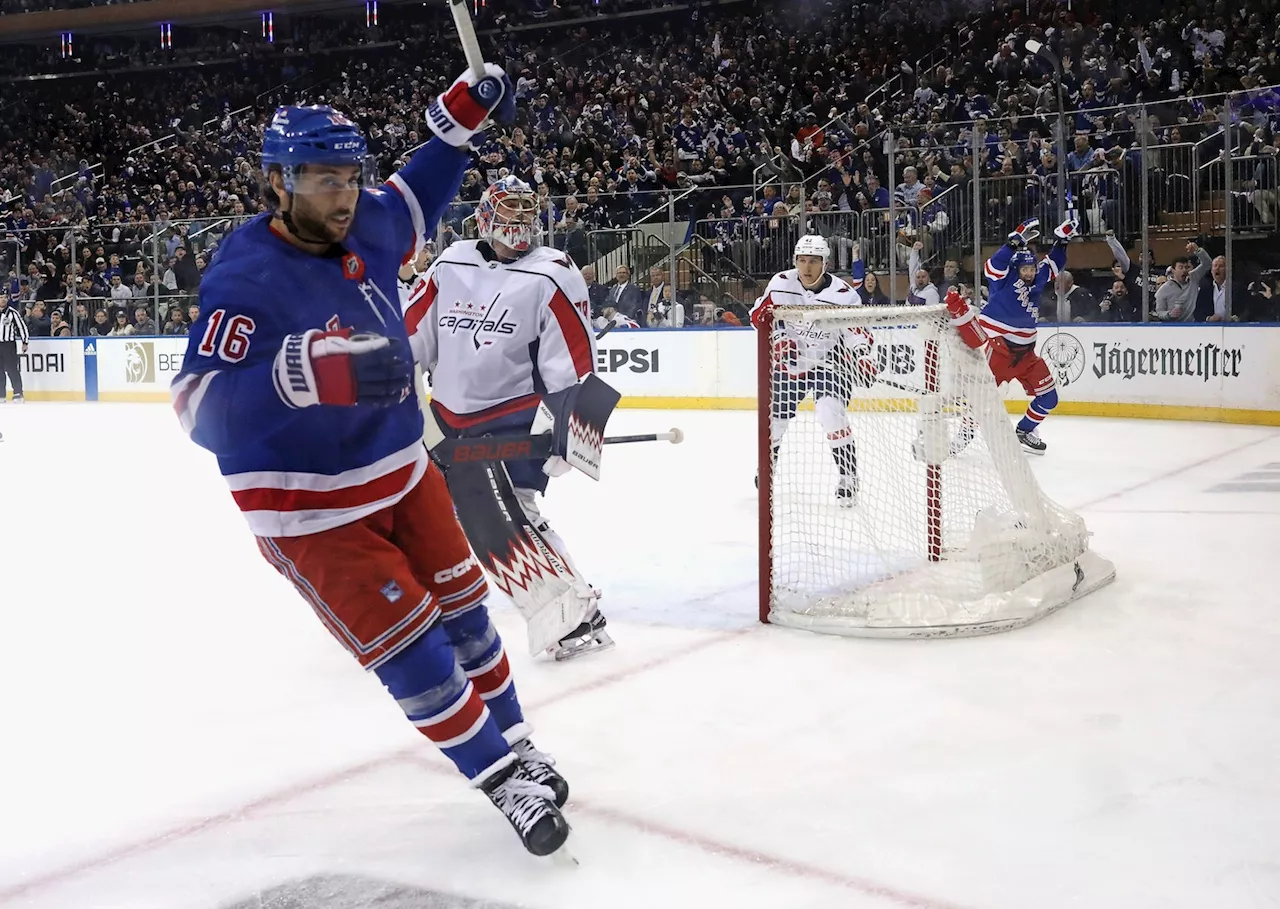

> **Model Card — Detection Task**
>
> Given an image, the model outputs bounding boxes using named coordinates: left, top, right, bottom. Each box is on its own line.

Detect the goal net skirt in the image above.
left=757, top=303, right=1115, bottom=639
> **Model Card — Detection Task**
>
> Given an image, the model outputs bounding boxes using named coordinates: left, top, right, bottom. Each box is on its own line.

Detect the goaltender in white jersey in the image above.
left=404, top=176, right=611, bottom=660
left=406, top=238, right=595, bottom=418
left=749, top=234, right=879, bottom=504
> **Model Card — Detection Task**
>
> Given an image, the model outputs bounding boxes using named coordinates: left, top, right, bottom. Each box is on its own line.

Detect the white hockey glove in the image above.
left=426, top=63, right=516, bottom=148
left=1007, top=218, right=1040, bottom=248
left=1053, top=216, right=1081, bottom=241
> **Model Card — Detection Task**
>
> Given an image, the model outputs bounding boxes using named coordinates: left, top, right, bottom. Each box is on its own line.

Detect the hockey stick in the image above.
left=598, top=428, right=684, bottom=445
left=446, top=0, right=486, bottom=75
left=595, top=319, right=618, bottom=341
left=432, top=428, right=682, bottom=463
left=875, top=374, right=928, bottom=397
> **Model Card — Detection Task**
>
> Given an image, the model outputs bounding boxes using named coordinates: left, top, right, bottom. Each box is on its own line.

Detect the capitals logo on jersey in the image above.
left=440, top=299, right=519, bottom=348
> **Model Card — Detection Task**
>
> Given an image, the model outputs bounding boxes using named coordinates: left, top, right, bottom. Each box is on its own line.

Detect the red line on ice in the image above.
left=0, top=627, right=749, bottom=905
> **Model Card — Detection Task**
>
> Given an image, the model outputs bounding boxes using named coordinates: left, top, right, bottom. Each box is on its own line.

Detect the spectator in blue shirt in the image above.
left=1067, top=134, right=1101, bottom=172
left=674, top=110, right=705, bottom=171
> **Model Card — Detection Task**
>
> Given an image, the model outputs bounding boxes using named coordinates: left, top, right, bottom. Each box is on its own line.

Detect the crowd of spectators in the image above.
left=1, top=0, right=1279, bottom=332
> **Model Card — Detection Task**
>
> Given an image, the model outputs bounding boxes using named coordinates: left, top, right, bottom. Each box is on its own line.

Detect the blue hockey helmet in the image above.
left=261, top=105, right=375, bottom=193
left=1010, top=249, right=1036, bottom=271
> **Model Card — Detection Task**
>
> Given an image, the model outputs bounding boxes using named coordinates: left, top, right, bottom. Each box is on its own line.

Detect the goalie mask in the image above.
left=476, top=176, right=541, bottom=255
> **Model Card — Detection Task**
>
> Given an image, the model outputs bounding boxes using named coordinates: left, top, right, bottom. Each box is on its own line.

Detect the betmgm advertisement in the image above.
left=96, top=337, right=188, bottom=401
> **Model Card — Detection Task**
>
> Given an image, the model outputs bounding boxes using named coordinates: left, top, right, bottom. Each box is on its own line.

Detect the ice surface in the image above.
left=1, top=403, right=1279, bottom=909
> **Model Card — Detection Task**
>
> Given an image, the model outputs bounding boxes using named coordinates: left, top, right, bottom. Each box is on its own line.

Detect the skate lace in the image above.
left=493, top=776, right=556, bottom=834
left=515, top=740, right=557, bottom=770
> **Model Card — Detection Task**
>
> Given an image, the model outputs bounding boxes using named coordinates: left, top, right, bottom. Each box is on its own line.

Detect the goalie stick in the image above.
left=430, top=426, right=684, bottom=465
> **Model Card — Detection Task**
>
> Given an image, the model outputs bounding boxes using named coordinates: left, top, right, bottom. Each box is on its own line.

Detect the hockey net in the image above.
left=757, top=302, right=1115, bottom=638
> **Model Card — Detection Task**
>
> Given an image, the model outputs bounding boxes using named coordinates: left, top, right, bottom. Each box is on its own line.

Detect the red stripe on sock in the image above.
left=417, top=684, right=488, bottom=744
left=469, top=652, right=511, bottom=697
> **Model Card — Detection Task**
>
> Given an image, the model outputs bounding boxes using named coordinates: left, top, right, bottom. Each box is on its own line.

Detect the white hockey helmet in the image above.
left=476, top=175, right=541, bottom=254
left=793, top=233, right=830, bottom=264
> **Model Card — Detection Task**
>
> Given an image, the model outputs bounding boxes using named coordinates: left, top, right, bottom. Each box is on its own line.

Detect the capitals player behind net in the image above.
left=750, top=234, right=877, bottom=506
left=406, top=175, right=611, bottom=661
left=168, top=71, right=574, bottom=859
left=946, top=215, right=1077, bottom=455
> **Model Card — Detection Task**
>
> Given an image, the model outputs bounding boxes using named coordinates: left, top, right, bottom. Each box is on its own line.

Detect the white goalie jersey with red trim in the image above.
left=404, top=241, right=597, bottom=420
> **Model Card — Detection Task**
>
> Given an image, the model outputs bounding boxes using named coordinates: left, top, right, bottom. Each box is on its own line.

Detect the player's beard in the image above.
left=290, top=194, right=354, bottom=245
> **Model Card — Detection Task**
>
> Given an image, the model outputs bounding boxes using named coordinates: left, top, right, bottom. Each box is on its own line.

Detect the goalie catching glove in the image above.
left=274, top=328, right=413, bottom=408
left=426, top=63, right=516, bottom=149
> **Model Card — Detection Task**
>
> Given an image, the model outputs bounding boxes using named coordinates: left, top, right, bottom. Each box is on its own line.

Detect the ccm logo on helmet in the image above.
left=434, top=555, right=479, bottom=584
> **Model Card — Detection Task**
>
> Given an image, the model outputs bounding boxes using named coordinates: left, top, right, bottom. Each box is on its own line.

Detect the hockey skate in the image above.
left=1017, top=429, right=1047, bottom=455
left=836, top=472, right=858, bottom=507
left=553, top=609, right=614, bottom=661
left=480, top=760, right=571, bottom=857
left=511, top=737, right=569, bottom=807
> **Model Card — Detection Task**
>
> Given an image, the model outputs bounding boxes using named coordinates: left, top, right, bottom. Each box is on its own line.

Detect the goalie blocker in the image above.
left=425, top=376, right=621, bottom=656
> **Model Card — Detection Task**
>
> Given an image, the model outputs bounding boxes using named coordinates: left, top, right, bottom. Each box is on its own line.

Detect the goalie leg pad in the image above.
left=512, top=488, right=589, bottom=581
left=445, top=459, right=597, bottom=655
left=375, top=622, right=513, bottom=780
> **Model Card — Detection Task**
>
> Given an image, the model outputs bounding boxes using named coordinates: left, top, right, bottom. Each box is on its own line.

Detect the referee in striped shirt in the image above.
left=0, top=293, right=29, bottom=403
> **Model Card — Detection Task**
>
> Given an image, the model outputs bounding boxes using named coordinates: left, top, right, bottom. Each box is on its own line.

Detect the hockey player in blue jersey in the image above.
left=975, top=215, right=1078, bottom=454
left=169, top=67, right=573, bottom=858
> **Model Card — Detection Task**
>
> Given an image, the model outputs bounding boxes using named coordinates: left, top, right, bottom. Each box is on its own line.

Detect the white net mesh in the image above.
left=762, top=303, right=1114, bottom=638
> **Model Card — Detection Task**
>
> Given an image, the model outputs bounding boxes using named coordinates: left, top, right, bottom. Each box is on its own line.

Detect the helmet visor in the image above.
left=285, top=156, right=379, bottom=195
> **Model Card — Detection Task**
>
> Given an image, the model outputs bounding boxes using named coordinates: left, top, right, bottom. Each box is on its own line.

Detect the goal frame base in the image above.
left=766, top=550, right=1117, bottom=640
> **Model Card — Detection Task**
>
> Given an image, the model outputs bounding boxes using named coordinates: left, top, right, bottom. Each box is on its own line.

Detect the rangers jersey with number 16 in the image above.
left=404, top=241, right=596, bottom=423
left=749, top=269, right=869, bottom=376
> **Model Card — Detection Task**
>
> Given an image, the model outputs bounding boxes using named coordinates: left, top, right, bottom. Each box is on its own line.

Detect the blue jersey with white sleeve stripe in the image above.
left=169, top=139, right=469, bottom=538
left=979, top=242, right=1067, bottom=344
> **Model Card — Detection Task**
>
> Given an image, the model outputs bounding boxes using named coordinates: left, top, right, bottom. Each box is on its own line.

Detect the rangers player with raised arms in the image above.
left=945, top=214, right=1077, bottom=454
left=751, top=234, right=877, bottom=505
left=405, top=175, right=609, bottom=660
left=168, top=65, right=573, bottom=858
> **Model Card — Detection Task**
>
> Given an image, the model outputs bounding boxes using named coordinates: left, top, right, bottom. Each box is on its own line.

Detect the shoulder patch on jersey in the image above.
left=342, top=252, right=366, bottom=282
left=837, top=285, right=850, bottom=293
left=552, top=255, right=574, bottom=269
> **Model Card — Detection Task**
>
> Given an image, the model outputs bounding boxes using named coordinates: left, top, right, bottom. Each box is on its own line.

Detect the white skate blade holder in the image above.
left=552, top=626, right=615, bottom=662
